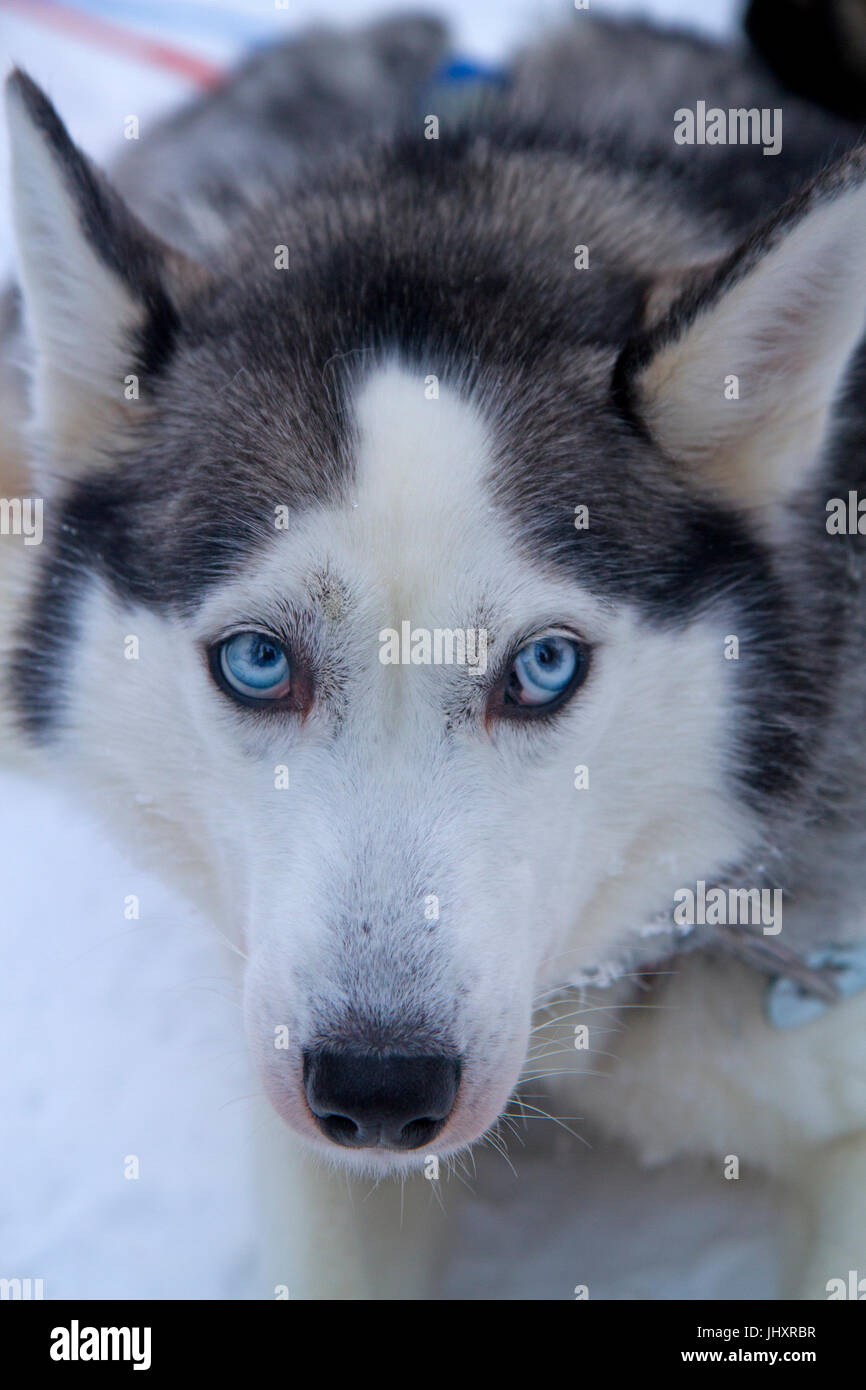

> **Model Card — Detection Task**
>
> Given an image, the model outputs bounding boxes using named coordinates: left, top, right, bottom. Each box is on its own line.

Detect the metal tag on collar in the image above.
left=764, top=943, right=866, bottom=1029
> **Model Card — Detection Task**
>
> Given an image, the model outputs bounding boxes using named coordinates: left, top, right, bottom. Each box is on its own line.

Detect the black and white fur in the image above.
left=3, top=12, right=866, bottom=1298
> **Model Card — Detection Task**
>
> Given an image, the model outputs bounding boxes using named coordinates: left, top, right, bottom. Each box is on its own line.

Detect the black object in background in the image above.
left=745, top=0, right=866, bottom=122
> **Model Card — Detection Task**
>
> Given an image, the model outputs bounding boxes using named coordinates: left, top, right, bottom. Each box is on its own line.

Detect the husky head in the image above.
left=6, top=71, right=866, bottom=1171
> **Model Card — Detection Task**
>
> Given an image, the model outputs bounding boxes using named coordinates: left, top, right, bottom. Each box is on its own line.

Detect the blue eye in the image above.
left=216, top=631, right=291, bottom=702
left=505, top=636, right=585, bottom=710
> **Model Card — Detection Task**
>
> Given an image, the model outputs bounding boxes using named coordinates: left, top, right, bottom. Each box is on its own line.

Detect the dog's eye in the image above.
left=214, top=631, right=292, bottom=703
left=502, top=636, right=587, bottom=713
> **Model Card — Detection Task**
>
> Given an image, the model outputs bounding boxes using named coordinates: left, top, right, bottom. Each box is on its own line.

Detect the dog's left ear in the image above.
left=5, top=69, right=207, bottom=473
left=616, top=148, right=866, bottom=511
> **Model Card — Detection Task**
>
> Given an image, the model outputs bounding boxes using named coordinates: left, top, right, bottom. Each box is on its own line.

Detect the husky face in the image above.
left=6, top=73, right=866, bottom=1171
left=183, top=364, right=751, bottom=1165
left=39, top=358, right=749, bottom=1170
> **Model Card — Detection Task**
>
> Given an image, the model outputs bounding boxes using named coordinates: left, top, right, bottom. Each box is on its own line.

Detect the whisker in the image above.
left=483, top=1131, right=519, bottom=1177
left=501, top=1100, right=590, bottom=1147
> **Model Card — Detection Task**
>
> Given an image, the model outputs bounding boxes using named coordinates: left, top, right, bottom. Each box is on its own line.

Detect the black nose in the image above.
left=303, top=1048, right=461, bottom=1150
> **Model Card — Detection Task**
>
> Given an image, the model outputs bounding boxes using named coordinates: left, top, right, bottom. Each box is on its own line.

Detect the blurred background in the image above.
left=0, top=0, right=737, bottom=270
left=0, top=0, right=790, bottom=1300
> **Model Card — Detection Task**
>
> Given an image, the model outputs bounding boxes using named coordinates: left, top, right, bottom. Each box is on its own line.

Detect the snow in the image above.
left=1, top=0, right=782, bottom=1300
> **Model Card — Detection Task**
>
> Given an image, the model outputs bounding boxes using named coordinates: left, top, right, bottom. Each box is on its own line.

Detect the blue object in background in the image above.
left=434, top=57, right=509, bottom=87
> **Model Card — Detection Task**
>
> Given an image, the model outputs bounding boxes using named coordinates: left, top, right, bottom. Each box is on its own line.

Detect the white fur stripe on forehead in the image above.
left=287, top=361, right=513, bottom=630
left=351, top=363, right=492, bottom=523
left=194, top=359, right=620, bottom=643
left=192, top=363, right=508, bottom=635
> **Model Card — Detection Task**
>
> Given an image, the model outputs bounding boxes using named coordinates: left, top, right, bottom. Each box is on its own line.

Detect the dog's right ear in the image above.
left=616, top=146, right=866, bottom=514
left=5, top=70, right=207, bottom=475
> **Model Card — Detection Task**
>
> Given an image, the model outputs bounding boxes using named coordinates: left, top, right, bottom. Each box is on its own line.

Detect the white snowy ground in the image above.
left=0, top=0, right=786, bottom=1300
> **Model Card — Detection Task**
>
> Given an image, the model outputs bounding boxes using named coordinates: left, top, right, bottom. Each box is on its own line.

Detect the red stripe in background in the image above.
left=0, top=0, right=225, bottom=88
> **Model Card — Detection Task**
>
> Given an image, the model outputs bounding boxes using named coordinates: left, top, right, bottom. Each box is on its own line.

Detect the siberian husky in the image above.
left=3, top=10, right=866, bottom=1299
